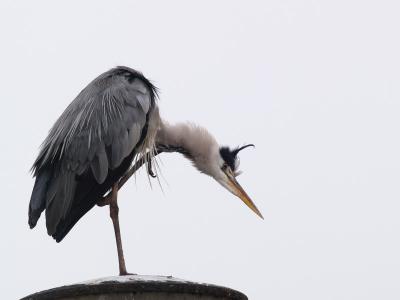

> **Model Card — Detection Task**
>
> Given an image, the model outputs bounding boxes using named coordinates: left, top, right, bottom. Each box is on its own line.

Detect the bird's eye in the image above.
left=221, top=163, right=228, bottom=170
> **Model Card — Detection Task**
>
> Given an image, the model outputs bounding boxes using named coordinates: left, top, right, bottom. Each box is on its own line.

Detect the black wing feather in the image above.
left=29, top=66, right=157, bottom=241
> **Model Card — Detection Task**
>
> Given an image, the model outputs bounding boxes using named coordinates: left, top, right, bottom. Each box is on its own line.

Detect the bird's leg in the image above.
left=109, top=183, right=130, bottom=276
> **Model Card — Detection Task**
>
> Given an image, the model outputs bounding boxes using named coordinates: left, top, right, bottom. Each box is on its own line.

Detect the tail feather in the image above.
left=52, top=149, right=136, bottom=242
left=52, top=194, right=98, bottom=242
left=29, top=170, right=51, bottom=228
left=29, top=147, right=136, bottom=242
left=45, top=172, right=77, bottom=236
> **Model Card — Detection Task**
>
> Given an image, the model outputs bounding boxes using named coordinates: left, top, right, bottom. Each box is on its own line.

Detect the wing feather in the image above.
left=111, top=136, right=125, bottom=169
left=90, top=143, right=108, bottom=184
left=127, top=124, right=141, bottom=154
left=136, top=94, right=150, bottom=113
left=121, top=130, right=131, bottom=158
left=29, top=66, right=157, bottom=237
left=46, top=172, right=76, bottom=235
left=129, top=78, right=148, bottom=94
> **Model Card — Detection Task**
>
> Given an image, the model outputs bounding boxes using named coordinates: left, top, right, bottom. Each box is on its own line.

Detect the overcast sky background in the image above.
left=1, top=1, right=400, bottom=299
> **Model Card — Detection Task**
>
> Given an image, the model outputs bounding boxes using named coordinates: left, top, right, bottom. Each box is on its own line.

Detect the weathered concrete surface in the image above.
left=21, top=275, right=248, bottom=300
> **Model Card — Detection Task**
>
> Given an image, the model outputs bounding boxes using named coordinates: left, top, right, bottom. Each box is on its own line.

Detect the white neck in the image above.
left=156, top=121, right=222, bottom=177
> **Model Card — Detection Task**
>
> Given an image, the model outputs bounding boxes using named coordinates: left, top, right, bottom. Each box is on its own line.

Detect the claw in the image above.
left=148, top=159, right=157, bottom=178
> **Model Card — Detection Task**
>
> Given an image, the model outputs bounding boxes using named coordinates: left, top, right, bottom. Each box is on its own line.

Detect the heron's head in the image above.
left=157, top=122, right=263, bottom=219
left=192, top=140, right=263, bottom=219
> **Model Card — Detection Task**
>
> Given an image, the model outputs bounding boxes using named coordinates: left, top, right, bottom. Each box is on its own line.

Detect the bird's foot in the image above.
left=120, top=271, right=137, bottom=276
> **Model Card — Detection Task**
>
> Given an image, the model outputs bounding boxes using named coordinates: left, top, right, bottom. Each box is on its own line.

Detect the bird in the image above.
left=29, top=66, right=263, bottom=275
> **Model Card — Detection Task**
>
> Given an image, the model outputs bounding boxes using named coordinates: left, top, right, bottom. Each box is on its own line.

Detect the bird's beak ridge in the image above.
left=222, top=172, right=264, bottom=219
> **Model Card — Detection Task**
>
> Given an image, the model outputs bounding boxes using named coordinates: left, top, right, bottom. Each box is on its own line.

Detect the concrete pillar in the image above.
left=21, top=275, right=247, bottom=300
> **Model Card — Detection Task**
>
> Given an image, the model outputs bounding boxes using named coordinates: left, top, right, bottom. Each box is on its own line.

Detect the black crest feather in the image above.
left=219, top=144, right=254, bottom=171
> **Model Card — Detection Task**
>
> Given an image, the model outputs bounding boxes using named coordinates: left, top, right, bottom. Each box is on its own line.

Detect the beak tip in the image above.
left=255, top=210, right=264, bottom=220
left=225, top=176, right=264, bottom=221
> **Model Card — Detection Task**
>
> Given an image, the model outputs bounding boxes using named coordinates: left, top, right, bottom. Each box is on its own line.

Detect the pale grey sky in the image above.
left=1, top=1, right=400, bottom=299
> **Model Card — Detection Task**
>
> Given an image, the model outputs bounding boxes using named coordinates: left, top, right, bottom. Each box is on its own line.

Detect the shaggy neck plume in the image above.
left=156, top=121, right=221, bottom=176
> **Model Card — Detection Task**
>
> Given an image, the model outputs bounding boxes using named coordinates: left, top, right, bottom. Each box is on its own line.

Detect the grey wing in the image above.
left=62, top=74, right=152, bottom=181
left=29, top=69, right=155, bottom=235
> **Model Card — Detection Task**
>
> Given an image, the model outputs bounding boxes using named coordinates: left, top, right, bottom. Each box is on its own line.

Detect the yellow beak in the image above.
left=223, top=172, right=264, bottom=219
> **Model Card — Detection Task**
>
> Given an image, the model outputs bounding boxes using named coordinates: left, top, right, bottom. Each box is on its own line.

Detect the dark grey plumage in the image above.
left=29, top=66, right=158, bottom=241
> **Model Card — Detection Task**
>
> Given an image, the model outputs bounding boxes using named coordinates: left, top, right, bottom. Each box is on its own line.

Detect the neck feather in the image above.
left=156, top=121, right=220, bottom=175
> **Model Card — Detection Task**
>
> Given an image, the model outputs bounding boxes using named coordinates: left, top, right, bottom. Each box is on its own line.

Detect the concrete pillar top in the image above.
left=21, top=275, right=248, bottom=300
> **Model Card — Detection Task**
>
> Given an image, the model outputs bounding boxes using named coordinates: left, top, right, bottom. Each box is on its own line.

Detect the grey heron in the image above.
left=29, top=66, right=263, bottom=275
